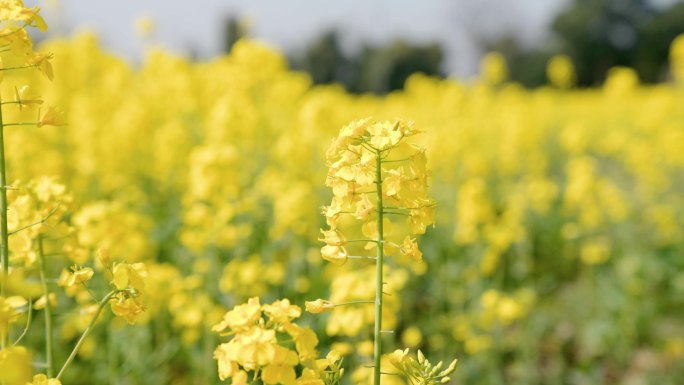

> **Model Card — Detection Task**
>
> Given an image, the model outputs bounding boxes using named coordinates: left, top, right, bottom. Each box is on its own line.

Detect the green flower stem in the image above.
left=0, top=98, right=9, bottom=350
left=0, top=64, right=40, bottom=72
left=0, top=100, right=41, bottom=106
left=57, top=290, right=117, bottom=380
left=12, top=300, right=32, bottom=346
left=2, top=122, right=37, bottom=127
left=37, top=235, right=54, bottom=376
left=8, top=202, right=61, bottom=236
left=333, top=300, right=375, bottom=307
left=0, top=23, right=28, bottom=38
left=373, top=148, right=385, bottom=385
left=345, top=255, right=377, bottom=260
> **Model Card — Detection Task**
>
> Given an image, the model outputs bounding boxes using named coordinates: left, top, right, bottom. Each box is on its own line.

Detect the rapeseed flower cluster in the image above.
left=320, top=119, right=435, bottom=265
left=213, top=297, right=342, bottom=385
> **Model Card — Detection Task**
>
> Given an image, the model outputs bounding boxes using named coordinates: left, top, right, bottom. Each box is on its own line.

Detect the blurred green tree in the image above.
left=289, top=31, right=444, bottom=94
left=493, top=0, right=684, bottom=86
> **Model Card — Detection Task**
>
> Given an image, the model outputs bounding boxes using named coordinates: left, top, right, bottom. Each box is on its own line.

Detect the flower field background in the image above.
left=4, top=21, right=684, bottom=385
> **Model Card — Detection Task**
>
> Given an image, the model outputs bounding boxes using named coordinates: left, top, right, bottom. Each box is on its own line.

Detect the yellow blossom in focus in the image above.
left=263, top=298, right=301, bottom=324
left=113, top=262, right=147, bottom=293
left=110, top=297, right=145, bottom=324
left=213, top=297, right=262, bottom=332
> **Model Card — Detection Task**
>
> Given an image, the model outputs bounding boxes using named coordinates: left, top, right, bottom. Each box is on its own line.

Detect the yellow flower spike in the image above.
left=66, top=266, right=94, bottom=287
left=304, top=299, right=334, bottom=314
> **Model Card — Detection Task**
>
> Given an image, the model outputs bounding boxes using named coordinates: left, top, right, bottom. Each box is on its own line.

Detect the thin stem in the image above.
left=373, top=149, right=385, bottom=385
left=0, top=100, right=41, bottom=105
left=345, top=255, right=377, bottom=260
left=381, top=210, right=409, bottom=216
left=0, top=64, right=40, bottom=72
left=81, top=282, right=98, bottom=302
left=0, top=23, right=28, bottom=38
left=333, top=300, right=375, bottom=307
left=12, top=300, right=32, bottom=346
left=0, top=96, right=9, bottom=349
left=57, top=290, right=117, bottom=380
left=38, top=234, right=54, bottom=376
left=8, top=202, right=61, bottom=236
left=2, top=122, right=37, bottom=127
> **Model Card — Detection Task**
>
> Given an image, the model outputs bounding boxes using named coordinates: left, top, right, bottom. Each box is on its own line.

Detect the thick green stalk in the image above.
left=37, top=235, right=54, bottom=376
left=0, top=99, right=9, bottom=349
left=373, top=149, right=384, bottom=385
left=57, top=290, right=117, bottom=380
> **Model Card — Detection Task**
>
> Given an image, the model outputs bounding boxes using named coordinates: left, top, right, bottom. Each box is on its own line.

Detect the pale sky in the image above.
left=32, top=0, right=571, bottom=76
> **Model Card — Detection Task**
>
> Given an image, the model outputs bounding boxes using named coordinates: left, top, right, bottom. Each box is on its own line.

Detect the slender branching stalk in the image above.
left=12, top=300, right=32, bottom=346
left=0, top=97, right=9, bottom=349
left=373, top=148, right=385, bottom=385
left=37, top=234, right=54, bottom=376
left=57, top=290, right=117, bottom=380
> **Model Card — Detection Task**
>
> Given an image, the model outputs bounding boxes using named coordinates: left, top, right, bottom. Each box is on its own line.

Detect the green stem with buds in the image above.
left=373, top=148, right=385, bottom=385
left=37, top=234, right=54, bottom=376
left=57, top=290, right=117, bottom=380
left=0, top=97, right=9, bottom=349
